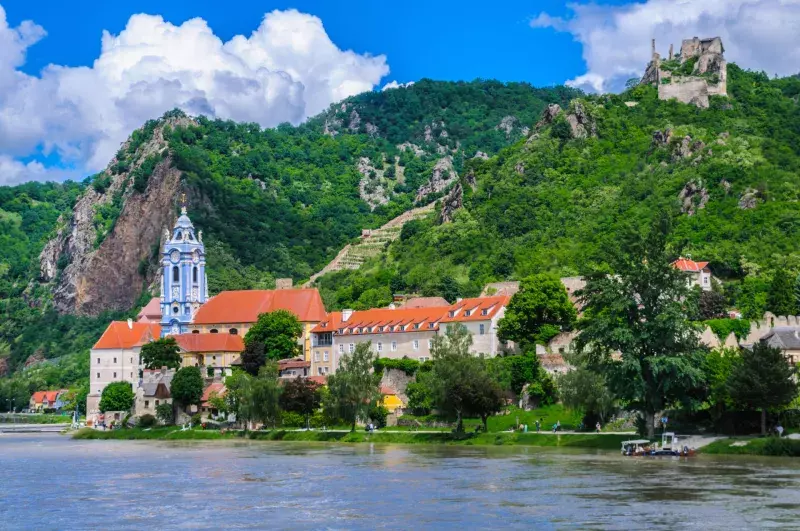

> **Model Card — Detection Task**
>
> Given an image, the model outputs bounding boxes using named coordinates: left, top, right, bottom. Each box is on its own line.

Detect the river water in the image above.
left=1, top=434, right=799, bottom=530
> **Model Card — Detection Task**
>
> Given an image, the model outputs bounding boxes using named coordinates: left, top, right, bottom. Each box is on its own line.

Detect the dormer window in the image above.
left=338, top=328, right=343, bottom=334
left=429, top=323, right=435, bottom=329
left=414, top=323, right=420, bottom=330
left=464, top=310, right=471, bottom=317
left=448, top=311, right=456, bottom=318
left=481, top=309, right=489, bottom=316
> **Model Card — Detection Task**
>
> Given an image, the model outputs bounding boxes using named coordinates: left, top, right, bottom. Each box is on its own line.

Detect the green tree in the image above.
left=326, top=342, right=381, bottom=432
left=498, top=274, right=577, bottom=349
left=98, top=381, right=134, bottom=413
left=703, top=348, right=739, bottom=423
left=698, top=290, right=728, bottom=320
left=244, top=310, right=303, bottom=361
left=240, top=341, right=266, bottom=376
left=279, top=376, right=321, bottom=429
left=727, top=342, right=798, bottom=435
left=406, top=370, right=435, bottom=415
left=155, top=402, right=174, bottom=425
left=794, top=273, right=800, bottom=315
left=224, top=370, right=253, bottom=429
left=170, top=366, right=204, bottom=417
left=576, top=216, right=705, bottom=438
left=768, top=268, right=796, bottom=316
left=249, top=363, right=282, bottom=429
left=140, top=337, right=181, bottom=370
left=430, top=324, right=505, bottom=432
left=557, top=353, right=615, bottom=423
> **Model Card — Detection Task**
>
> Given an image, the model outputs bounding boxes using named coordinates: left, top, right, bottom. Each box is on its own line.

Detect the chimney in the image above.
left=127, top=318, right=133, bottom=329
left=275, top=278, right=293, bottom=290
left=342, top=309, right=353, bottom=322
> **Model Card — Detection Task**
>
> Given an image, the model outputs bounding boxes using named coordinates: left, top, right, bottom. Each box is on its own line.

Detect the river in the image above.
left=1, top=434, right=799, bottom=529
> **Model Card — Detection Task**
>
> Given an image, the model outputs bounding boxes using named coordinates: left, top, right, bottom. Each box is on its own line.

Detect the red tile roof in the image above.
left=672, top=257, right=709, bottom=272
left=313, top=306, right=448, bottom=335
left=137, top=297, right=162, bottom=323
left=31, top=391, right=47, bottom=403
left=278, top=358, right=311, bottom=370
left=192, top=289, right=326, bottom=325
left=402, top=297, right=450, bottom=308
left=173, top=333, right=244, bottom=353
left=201, top=382, right=226, bottom=407
left=380, top=385, right=396, bottom=395
left=307, top=376, right=327, bottom=385
left=93, top=321, right=161, bottom=350
left=441, top=296, right=510, bottom=323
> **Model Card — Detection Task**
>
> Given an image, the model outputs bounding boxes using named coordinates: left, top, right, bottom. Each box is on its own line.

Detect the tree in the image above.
left=249, top=363, right=282, bottom=429
left=280, top=377, right=321, bottom=429
left=240, top=341, right=267, bottom=376
left=98, top=381, right=134, bottom=413
left=140, top=337, right=181, bottom=370
left=794, top=273, right=800, bottom=315
left=326, top=342, right=381, bottom=432
left=703, top=348, right=739, bottom=423
left=576, top=215, right=705, bottom=438
left=498, top=274, right=577, bottom=349
left=698, top=290, right=727, bottom=320
left=155, top=402, right=174, bottom=425
left=430, top=324, right=505, bottom=432
left=557, top=353, right=615, bottom=423
left=244, top=310, right=303, bottom=360
left=224, top=370, right=253, bottom=429
left=170, top=367, right=204, bottom=417
left=727, top=342, right=798, bottom=435
left=768, top=268, right=796, bottom=316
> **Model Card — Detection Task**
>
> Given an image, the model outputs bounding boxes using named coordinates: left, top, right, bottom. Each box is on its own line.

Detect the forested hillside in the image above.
left=315, top=66, right=800, bottom=316
left=0, top=80, right=575, bottom=391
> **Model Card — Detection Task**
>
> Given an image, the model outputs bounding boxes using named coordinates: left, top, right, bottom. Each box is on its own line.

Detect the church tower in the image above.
left=160, top=204, right=207, bottom=336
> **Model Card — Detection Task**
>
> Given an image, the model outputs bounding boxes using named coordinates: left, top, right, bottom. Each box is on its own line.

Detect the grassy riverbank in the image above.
left=701, top=437, right=800, bottom=457
left=73, top=427, right=629, bottom=449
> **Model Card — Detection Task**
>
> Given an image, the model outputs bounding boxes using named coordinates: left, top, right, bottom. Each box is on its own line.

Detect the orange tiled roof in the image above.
left=136, top=297, right=162, bottom=323
left=278, top=358, right=310, bottom=370
left=380, top=385, right=396, bottom=395
left=307, top=375, right=327, bottom=385
left=31, top=391, right=47, bottom=403
left=192, top=289, right=327, bottom=325
left=441, top=296, right=510, bottom=323
left=201, top=382, right=226, bottom=407
left=402, top=297, right=450, bottom=308
left=173, top=333, right=244, bottom=353
left=93, top=321, right=161, bottom=350
left=313, top=306, right=448, bottom=335
left=672, top=257, right=709, bottom=272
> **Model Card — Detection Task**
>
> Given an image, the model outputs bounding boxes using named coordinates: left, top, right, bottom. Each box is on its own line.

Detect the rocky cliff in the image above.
left=40, top=116, right=194, bottom=316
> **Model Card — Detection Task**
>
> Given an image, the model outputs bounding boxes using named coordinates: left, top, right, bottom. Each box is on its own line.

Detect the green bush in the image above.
left=281, top=411, right=305, bottom=427
left=190, top=413, right=202, bottom=426
left=156, top=403, right=174, bottom=425
left=374, top=357, right=420, bottom=376
left=138, top=414, right=157, bottom=428
left=705, top=318, right=752, bottom=341
left=368, top=405, right=389, bottom=428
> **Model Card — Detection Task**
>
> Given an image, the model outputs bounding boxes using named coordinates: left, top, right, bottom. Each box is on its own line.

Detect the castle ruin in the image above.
left=641, top=36, right=727, bottom=108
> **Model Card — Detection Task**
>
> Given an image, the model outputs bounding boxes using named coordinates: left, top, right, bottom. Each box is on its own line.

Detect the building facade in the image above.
left=160, top=206, right=208, bottom=336
left=173, top=333, right=244, bottom=378
left=672, top=257, right=713, bottom=291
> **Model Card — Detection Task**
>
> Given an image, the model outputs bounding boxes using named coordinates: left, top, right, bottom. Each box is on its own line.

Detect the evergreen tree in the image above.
left=727, top=342, right=798, bottom=435
left=768, top=268, right=796, bottom=316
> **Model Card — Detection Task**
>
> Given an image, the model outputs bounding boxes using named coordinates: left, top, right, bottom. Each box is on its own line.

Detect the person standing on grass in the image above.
left=596, top=421, right=601, bottom=433
left=535, top=420, right=540, bottom=432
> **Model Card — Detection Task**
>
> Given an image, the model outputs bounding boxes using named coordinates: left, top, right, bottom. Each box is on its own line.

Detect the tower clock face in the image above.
left=170, top=250, right=180, bottom=263
left=192, top=250, right=200, bottom=264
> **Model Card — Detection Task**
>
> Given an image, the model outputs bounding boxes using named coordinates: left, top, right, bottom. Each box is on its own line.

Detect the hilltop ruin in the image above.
left=641, top=36, right=727, bottom=108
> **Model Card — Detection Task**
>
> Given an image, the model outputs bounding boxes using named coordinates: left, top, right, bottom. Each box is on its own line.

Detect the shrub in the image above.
left=156, top=403, right=174, bottom=425
left=705, top=318, right=751, bottom=341
left=190, top=413, right=202, bottom=426
left=373, top=357, right=420, bottom=376
left=207, top=366, right=214, bottom=378
left=762, top=437, right=800, bottom=457
left=281, top=411, right=305, bottom=428
left=138, top=414, right=157, bottom=428
left=368, top=405, right=389, bottom=428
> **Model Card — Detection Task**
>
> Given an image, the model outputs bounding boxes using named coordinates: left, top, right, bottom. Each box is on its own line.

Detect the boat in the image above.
left=621, top=432, right=695, bottom=457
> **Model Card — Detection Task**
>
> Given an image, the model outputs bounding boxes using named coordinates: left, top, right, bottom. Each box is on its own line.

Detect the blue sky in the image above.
left=1, top=0, right=799, bottom=184
left=3, top=0, right=594, bottom=87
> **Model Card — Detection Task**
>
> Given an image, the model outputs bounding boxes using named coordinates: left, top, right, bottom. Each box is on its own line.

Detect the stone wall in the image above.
left=659, top=79, right=710, bottom=108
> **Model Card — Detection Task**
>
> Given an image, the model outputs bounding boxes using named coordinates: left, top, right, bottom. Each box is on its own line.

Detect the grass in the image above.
left=701, top=437, right=800, bottom=457
left=0, top=414, right=75, bottom=424
left=73, top=427, right=628, bottom=449
left=462, top=404, right=585, bottom=432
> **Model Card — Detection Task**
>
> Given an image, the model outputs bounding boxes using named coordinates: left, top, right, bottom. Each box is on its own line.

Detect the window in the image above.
left=192, top=330, right=200, bottom=334
left=479, top=324, right=485, bottom=335
left=184, top=307, right=190, bottom=315
left=419, top=357, right=429, bottom=363
left=414, top=323, right=420, bottom=330
left=113, top=372, right=117, bottom=378
left=193, top=266, right=198, bottom=283
left=229, top=328, right=238, bottom=335
left=703, top=276, right=709, bottom=285
left=96, top=372, right=100, bottom=379
left=464, top=310, right=471, bottom=317
left=172, top=266, right=180, bottom=282
left=145, top=401, right=150, bottom=409
left=318, top=367, right=324, bottom=375
left=323, top=351, right=329, bottom=362
left=429, top=323, right=435, bottom=329
left=349, top=343, right=354, bottom=353
left=113, top=357, right=117, bottom=363
left=210, top=329, right=218, bottom=334
left=97, top=358, right=100, bottom=364
left=412, top=340, right=419, bottom=350
left=428, top=340, right=433, bottom=350
left=130, top=372, right=133, bottom=379
left=314, top=352, right=321, bottom=362
left=377, top=342, right=383, bottom=352
left=338, top=344, right=344, bottom=354
left=392, top=341, right=397, bottom=351
left=481, top=309, right=489, bottom=316
left=448, top=311, right=456, bottom=318
left=155, top=400, right=160, bottom=406
left=130, top=358, right=133, bottom=364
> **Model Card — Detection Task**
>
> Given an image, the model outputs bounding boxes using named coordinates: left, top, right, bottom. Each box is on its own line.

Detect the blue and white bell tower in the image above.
left=160, top=204, right=208, bottom=336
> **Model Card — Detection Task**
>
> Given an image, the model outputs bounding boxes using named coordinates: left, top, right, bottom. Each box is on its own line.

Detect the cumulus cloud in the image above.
left=532, top=0, right=800, bottom=93
left=381, top=80, right=415, bottom=91
left=0, top=5, right=389, bottom=184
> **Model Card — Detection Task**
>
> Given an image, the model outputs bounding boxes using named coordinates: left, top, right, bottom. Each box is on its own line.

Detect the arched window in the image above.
left=229, top=328, right=238, bottom=335
left=193, top=266, right=198, bottom=283
left=191, top=330, right=200, bottom=334
left=210, top=329, right=219, bottom=334
left=172, top=266, right=180, bottom=282
left=176, top=230, right=182, bottom=240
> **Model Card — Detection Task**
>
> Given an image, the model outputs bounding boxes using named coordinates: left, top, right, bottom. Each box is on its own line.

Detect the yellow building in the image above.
left=173, top=334, right=245, bottom=376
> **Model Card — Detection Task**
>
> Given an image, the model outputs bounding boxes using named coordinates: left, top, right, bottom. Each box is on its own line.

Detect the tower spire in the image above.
left=180, top=193, right=187, bottom=215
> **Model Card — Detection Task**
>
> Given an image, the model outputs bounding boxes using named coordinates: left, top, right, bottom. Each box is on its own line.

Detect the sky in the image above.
left=1, top=0, right=799, bottom=185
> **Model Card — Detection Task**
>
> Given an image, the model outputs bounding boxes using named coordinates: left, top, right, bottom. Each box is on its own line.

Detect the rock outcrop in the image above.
left=416, top=156, right=458, bottom=201
left=40, top=116, right=192, bottom=315
left=652, top=128, right=673, bottom=147
left=440, top=182, right=463, bottom=223
left=738, top=188, right=759, bottom=210
left=536, top=104, right=562, bottom=129
left=678, top=180, right=709, bottom=215
left=356, top=157, right=389, bottom=209
left=535, top=102, right=596, bottom=139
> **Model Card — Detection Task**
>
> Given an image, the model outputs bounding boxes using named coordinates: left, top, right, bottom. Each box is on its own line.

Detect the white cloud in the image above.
left=381, top=80, right=415, bottom=91
left=532, top=0, right=800, bottom=93
left=0, top=5, right=390, bottom=184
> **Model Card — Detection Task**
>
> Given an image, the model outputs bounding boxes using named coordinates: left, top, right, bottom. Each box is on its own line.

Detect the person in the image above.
left=535, top=420, right=540, bottom=432
left=552, top=423, right=557, bottom=433
left=776, top=423, right=784, bottom=438
left=596, top=421, right=601, bottom=433
left=556, top=420, right=561, bottom=431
